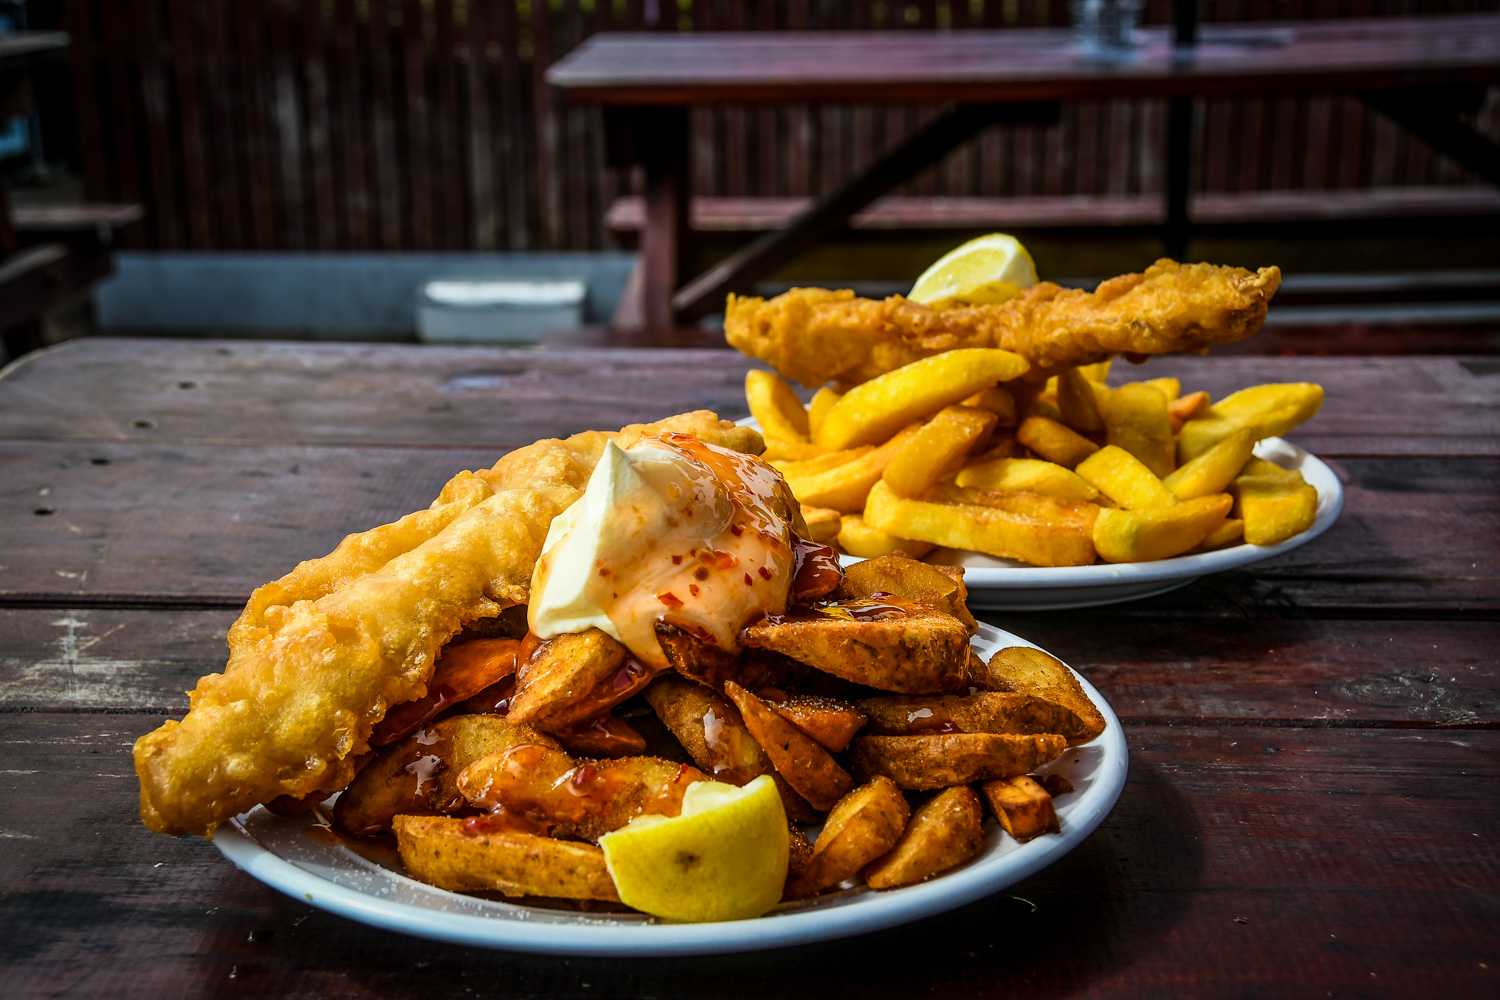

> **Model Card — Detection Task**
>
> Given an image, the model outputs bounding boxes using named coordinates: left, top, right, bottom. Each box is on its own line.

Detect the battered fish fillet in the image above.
left=725, top=259, right=1281, bottom=389
left=133, top=411, right=763, bottom=837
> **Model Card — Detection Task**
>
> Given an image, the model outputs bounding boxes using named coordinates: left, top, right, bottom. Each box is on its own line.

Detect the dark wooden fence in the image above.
left=62, top=0, right=1500, bottom=253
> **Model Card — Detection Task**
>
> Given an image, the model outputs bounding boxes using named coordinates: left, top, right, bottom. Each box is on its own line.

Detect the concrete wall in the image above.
left=96, top=252, right=637, bottom=334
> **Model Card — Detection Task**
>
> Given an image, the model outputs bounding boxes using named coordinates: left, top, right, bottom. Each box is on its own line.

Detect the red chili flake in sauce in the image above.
left=657, top=591, right=684, bottom=609
left=758, top=566, right=773, bottom=581
left=689, top=584, right=700, bottom=597
left=743, top=573, right=754, bottom=586
left=730, top=524, right=744, bottom=537
left=597, top=566, right=611, bottom=577
left=672, top=554, right=683, bottom=565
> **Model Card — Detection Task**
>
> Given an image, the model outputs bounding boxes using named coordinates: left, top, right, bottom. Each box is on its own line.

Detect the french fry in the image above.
left=1177, top=382, right=1324, bottom=462
left=761, top=438, right=827, bottom=462
left=956, top=457, right=1100, bottom=502
left=1233, top=461, right=1318, bottom=545
left=1194, top=516, right=1245, bottom=550
left=1075, top=445, right=1178, bottom=510
left=783, top=424, right=922, bottom=512
left=1162, top=427, right=1256, bottom=500
left=1026, top=393, right=1065, bottom=423
left=864, top=786, right=985, bottom=889
left=745, top=369, right=810, bottom=442
left=1140, top=376, right=1181, bottom=403
left=979, top=775, right=1060, bottom=842
left=807, top=386, right=842, bottom=438
left=1056, top=368, right=1105, bottom=433
left=1093, top=493, right=1233, bottom=562
left=1077, top=360, right=1112, bottom=382
left=771, top=445, right=873, bottom=478
left=963, top=385, right=1017, bottom=426
left=882, top=405, right=998, bottom=499
left=799, top=504, right=843, bottom=544
left=837, top=513, right=936, bottom=559
left=815, top=348, right=1030, bottom=450
left=865, top=480, right=1098, bottom=568
left=1168, top=390, right=1211, bottom=432
left=1102, top=382, right=1175, bottom=477
left=1015, top=415, right=1100, bottom=469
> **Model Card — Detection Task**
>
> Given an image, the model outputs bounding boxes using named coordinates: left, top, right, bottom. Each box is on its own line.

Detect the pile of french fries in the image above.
left=748, top=351, right=1326, bottom=566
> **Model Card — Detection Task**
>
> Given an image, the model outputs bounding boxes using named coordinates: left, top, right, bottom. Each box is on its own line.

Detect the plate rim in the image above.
left=214, top=623, right=1128, bottom=957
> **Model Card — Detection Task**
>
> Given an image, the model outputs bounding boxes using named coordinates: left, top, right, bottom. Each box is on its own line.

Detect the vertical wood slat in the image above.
left=533, top=0, right=564, bottom=250
left=267, top=0, right=307, bottom=250
left=62, top=2, right=109, bottom=207
left=301, top=0, right=339, bottom=249
left=99, top=2, right=145, bottom=247
left=433, top=0, right=466, bottom=250
left=164, top=0, right=213, bottom=248
left=367, top=0, right=402, bottom=249
left=233, top=0, right=276, bottom=250
left=495, top=0, right=528, bottom=250
left=200, top=1, right=245, bottom=247
left=331, top=0, right=370, bottom=249
left=462, top=0, right=497, bottom=250
left=403, top=0, right=435, bottom=251
left=135, top=0, right=180, bottom=248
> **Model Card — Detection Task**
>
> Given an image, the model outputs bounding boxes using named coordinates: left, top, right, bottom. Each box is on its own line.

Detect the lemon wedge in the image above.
left=908, top=233, right=1039, bottom=309
left=599, top=774, right=789, bottom=922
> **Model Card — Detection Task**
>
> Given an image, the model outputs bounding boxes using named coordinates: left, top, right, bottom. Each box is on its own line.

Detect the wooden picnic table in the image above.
left=548, top=14, right=1500, bottom=327
left=0, top=337, right=1495, bottom=996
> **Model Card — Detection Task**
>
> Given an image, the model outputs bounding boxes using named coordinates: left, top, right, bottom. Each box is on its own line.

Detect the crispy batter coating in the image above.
left=134, top=411, right=762, bottom=837
left=724, top=259, right=1282, bottom=388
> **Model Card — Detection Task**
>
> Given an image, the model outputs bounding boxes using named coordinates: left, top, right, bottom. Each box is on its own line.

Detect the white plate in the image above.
left=215, top=622, right=1127, bottom=957
left=739, top=418, right=1343, bottom=610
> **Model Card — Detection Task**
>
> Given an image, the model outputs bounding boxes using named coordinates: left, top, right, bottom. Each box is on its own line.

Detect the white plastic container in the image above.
left=415, top=278, right=586, bottom=343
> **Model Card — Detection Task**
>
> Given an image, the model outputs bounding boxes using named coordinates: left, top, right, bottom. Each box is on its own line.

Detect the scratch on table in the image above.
left=0, top=830, right=38, bottom=840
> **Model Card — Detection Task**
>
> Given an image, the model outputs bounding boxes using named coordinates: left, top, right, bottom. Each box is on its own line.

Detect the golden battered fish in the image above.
left=725, top=259, right=1282, bottom=389
left=134, top=411, right=762, bottom=837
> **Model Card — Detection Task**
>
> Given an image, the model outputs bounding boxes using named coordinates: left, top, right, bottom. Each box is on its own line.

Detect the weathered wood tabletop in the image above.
left=1, top=339, right=1496, bottom=998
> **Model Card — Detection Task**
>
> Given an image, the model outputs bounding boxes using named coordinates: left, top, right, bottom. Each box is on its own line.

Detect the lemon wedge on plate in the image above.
left=908, top=233, right=1039, bottom=309
left=599, top=774, right=789, bottom=923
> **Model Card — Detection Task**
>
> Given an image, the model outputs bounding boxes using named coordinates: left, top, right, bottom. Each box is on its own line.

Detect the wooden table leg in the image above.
left=627, top=108, right=690, bottom=330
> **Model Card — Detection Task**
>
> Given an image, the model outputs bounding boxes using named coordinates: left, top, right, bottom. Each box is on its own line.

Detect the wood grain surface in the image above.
left=1, top=339, right=1496, bottom=998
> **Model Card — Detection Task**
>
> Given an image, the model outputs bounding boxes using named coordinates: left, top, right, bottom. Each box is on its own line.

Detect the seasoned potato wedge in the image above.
left=979, top=774, right=1060, bottom=842
left=864, top=785, right=986, bottom=889
left=724, top=681, right=854, bottom=810
left=370, top=637, right=522, bottom=747
left=973, top=646, right=1106, bottom=742
left=859, top=691, right=1088, bottom=740
left=507, top=628, right=643, bottom=732
left=848, top=732, right=1067, bottom=790
left=834, top=554, right=977, bottom=634
left=393, top=815, right=620, bottom=901
left=787, top=777, right=910, bottom=898
left=765, top=694, right=868, bottom=753
left=332, top=714, right=559, bottom=837
left=741, top=596, right=971, bottom=695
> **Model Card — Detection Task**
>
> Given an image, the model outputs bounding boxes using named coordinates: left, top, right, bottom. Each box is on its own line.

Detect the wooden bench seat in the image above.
left=606, top=186, right=1500, bottom=236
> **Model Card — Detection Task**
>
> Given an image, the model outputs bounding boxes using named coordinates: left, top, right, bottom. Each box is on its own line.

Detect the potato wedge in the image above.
left=642, top=675, right=816, bottom=822
left=787, top=777, right=910, bottom=898
left=807, top=386, right=842, bottom=438
left=849, top=733, right=1067, bottom=790
left=724, top=681, right=854, bottom=810
left=834, top=553, right=977, bottom=634
left=394, top=815, right=620, bottom=901
left=745, top=369, right=810, bottom=441
left=1093, top=493, right=1232, bottom=563
left=865, top=480, right=1097, bottom=568
left=784, top=423, right=922, bottom=512
left=1162, top=427, right=1256, bottom=501
left=765, top=694, right=868, bottom=753
left=837, top=513, right=937, bottom=560
left=1015, top=415, right=1099, bottom=469
left=1102, top=382, right=1175, bottom=477
left=975, top=646, right=1106, bottom=742
left=507, top=628, right=650, bottom=732
left=370, top=637, right=522, bottom=747
left=1075, top=445, right=1178, bottom=510
left=864, top=785, right=985, bottom=889
left=882, top=405, right=998, bottom=499
left=1177, top=382, right=1325, bottom=462
left=816, top=348, right=1030, bottom=450
left=859, top=691, right=1088, bottom=740
left=956, top=456, right=1099, bottom=502
left=740, top=595, right=972, bottom=694
left=979, top=775, right=1060, bottom=842
left=333, top=714, right=560, bottom=837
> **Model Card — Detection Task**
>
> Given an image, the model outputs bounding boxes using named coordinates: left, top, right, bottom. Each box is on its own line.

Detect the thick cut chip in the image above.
left=1177, top=382, right=1325, bottom=462
left=882, top=405, right=998, bottom=499
left=771, top=446, right=873, bottom=478
left=1056, top=368, right=1105, bottom=433
left=864, top=785, right=986, bottom=889
left=1102, top=382, right=1175, bottom=477
left=1015, top=415, right=1099, bottom=469
left=848, top=733, right=1067, bottom=790
left=1162, top=427, right=1256, bottom=501
left=859, top=691, right=1088, bottom=740
left=333, top=714, right=560, bottom=837
left=963, top=385, right=1017, bottom=426
left=807, top=387, right=842, bottom=438
left=957, top=456, right=1099, bottom=502
left=1139, top=376, right=1181, bottom=402
left=724, top=681, right=854, bottom=810
left=1194, top=516, right=1245, bottom=551
left=786, top=777, right=910, bottom=899
left=834, top=553, right=977, bottom=634
left=837, top=513, right=937, bottom=560
left=800, top=504, right=843, bottom=544
left=975, top=646, right=1106, bottom=742
left=740, top=596, right=971, bottom=694
left=745, top=369, right=810, bottom=442
left=979, top=775, right=1060, bottom=842
left=866, top=480, right=1098, bottom=568
left=783, top=424, right=922, bottom=513
left=1093, top=493, right=1232, bottom=563
left=1233, top=463, right=1318, bottom=545
left=1168, top=390, right=1212, bottom=432
left=1075, top=445, right=1178, bottom=510
left=815, top=348, right=1030, bottom=450
left=394, top=815, right=621, bottom=901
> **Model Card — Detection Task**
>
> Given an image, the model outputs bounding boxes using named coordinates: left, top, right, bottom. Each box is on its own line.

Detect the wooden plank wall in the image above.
left=64, top=0, right=1500, bottom=253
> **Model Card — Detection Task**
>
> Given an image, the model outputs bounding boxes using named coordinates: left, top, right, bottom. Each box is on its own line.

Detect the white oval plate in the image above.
left=215, top=622, right=1127, bottom=957
left=739, top=418, right=1343, bottom=610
